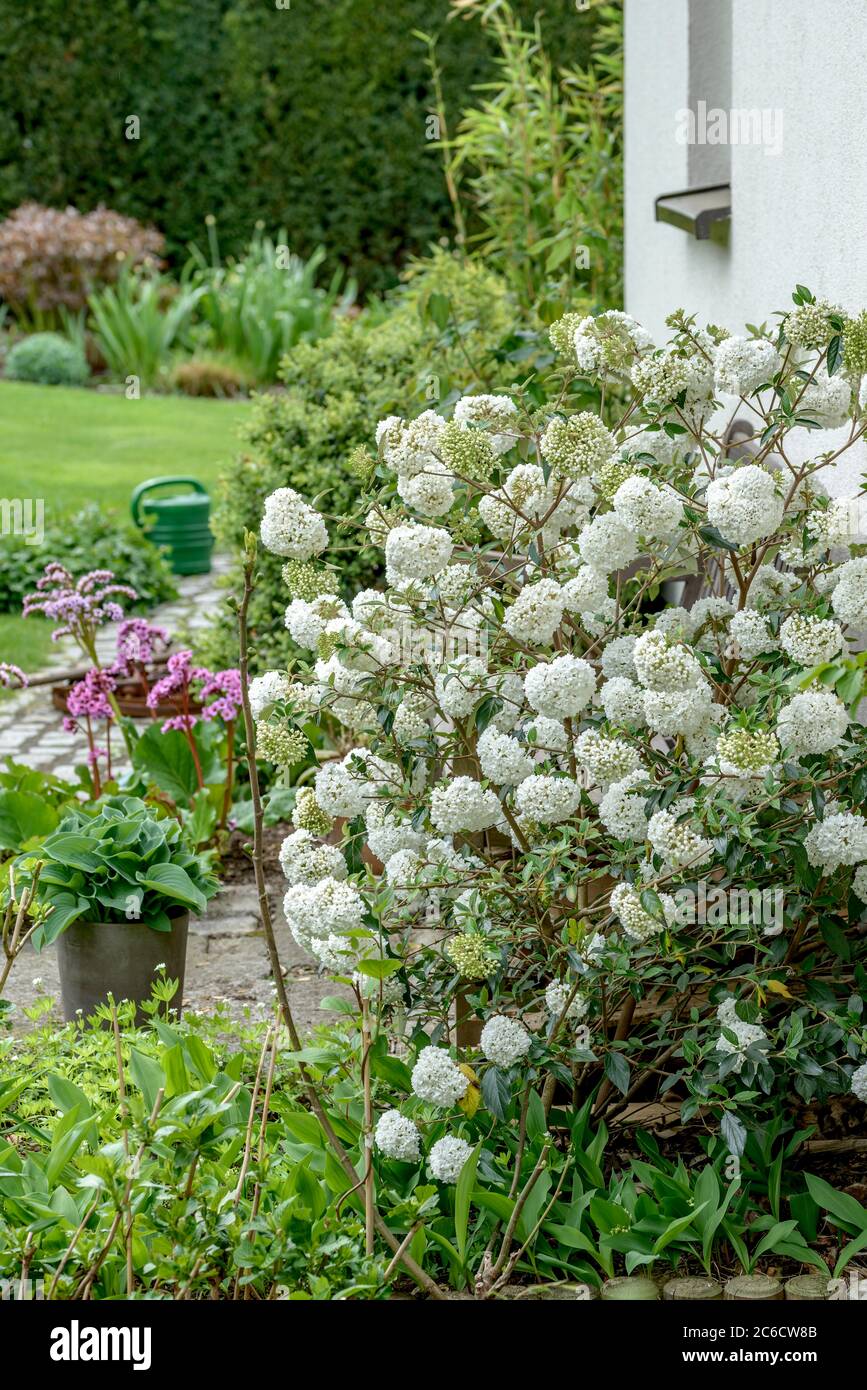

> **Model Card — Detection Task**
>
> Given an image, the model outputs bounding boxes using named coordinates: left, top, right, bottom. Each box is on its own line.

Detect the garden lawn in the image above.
left=0, top=381, right=250, bottom=516
left=0, top=382, right=250, bottom=674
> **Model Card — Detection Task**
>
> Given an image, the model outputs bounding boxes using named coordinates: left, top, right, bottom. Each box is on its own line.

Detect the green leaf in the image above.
left=805, top=1173, right=867, bottom=1233
left=0, top=790, right=59, bottom=851
left=455, top=1143, right=481, bottom=1261
left=753, top=1218, right=799, bottom=1260
left=161, top=1043, right=189, bottom=1098
left=827, top=334, right=843, bottom=376
left=129, top=1048, right=164, bottom=1113
left=355, top=957, right=402, bottom=980
left=603, top=1051, right=630, bottom=1096
left=721, top=1110, right=747, bottom=1157
left=136, top=862, right=208, bottom=913
left=481, top=1066, right=512, bottom=1121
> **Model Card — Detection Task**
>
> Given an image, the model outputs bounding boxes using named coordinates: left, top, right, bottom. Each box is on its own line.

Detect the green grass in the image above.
left=0, top=613, right=55, bottom=689
left=0, top=381, right=250, bottom=516
left=0, top=381, right=250, bottom=675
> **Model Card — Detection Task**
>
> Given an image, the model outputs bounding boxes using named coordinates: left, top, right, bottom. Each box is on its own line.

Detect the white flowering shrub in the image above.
left=254, top=290, right=867, bottom=1228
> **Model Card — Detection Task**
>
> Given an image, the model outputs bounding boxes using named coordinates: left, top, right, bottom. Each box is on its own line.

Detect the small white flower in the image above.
left=260, top=487, right=328, bottom=560
left=429, top=1135, right=474, bottom=1183
left=851, top=1062, right=867, bottom=1104
left=706, top=465, right=784, bottom=548
left=777, top=689, right=848, bottom=756
left=524, top=654, right=595, bottom=720
left=375, top=1109, right=421, bottom=1161
left=480, top=1015, right=532, bottom=1067
left=411, top=1046, right=469, bottom=1106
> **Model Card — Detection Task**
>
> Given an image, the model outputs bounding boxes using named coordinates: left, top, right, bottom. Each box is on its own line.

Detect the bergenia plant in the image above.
left=62, top=668, right=118, bottom=795
left=23, top=563, right=137, bottom=663
left=148, top=651, right=242, bottom=820
left=247, top=287, right=867, bottom=1291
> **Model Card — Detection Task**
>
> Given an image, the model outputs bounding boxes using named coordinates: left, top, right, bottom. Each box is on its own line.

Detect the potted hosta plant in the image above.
left=10, top=796, right=218, bottom=1021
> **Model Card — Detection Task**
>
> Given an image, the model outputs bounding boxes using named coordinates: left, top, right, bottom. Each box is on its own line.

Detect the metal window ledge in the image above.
left=655, top=184, right=731, bottom=246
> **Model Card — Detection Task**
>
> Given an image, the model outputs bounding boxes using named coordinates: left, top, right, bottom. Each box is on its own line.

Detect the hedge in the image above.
left=0, top=0, right=596, bottom=296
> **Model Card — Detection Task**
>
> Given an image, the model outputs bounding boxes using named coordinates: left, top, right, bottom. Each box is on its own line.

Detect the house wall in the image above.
left=624, top=0, right=867, bottom=493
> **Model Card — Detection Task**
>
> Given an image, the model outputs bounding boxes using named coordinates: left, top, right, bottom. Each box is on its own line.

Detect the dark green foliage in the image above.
left=0, top=0, right=596, bottom=296
left=0, top=504, right=178, bottom=615
left=202, top=251, right=513, bottom=671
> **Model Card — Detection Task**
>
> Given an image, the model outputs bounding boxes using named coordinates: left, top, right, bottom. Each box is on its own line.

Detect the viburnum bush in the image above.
left=248, top=289, right=867, bottom=1280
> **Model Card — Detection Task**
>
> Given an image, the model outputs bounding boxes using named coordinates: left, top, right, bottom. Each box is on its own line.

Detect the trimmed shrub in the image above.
left=0, top=1, right=596, bottom=296
left=201, top=251, right=513, bottom=671
left=4, top=332, right=89, bottom=386
left=0, top=202, right=163, bottom=320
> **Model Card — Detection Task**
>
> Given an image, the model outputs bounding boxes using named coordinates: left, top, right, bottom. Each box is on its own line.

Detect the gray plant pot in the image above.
left=56, top=910, right=189, bottom=1025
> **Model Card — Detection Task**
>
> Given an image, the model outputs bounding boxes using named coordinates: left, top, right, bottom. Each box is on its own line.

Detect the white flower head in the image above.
left=480, top=1015, right=532, bottom=1068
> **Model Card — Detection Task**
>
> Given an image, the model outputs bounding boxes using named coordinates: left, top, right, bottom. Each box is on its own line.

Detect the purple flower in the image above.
left=115, top=618, right=169, bottom=672
left=23, top=562, right=138, bottom=653
left=198, top=668, right=243, bottom=724
left=0, top=663, right=27, bottom=689
left=65, top=668, right=117, bottom=723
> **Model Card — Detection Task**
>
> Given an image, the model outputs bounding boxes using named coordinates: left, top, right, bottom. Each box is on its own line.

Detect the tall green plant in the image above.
left=423, top=1, right=622, bottom=318
left=88, top=268, right=203, bottom=389
left=186, top=225, right=354, bottom=384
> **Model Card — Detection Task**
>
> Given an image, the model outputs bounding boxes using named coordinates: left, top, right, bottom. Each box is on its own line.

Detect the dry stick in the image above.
left=233, top=1026, right=273, bottom=1208
left=0, top=870, right=41, bottom=998
left=235, top=540, right=445, bottom=1300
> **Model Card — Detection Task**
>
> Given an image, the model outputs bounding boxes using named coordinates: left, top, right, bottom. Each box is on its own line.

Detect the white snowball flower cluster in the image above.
left=429, top=1135, right=474, bottom=1183
left=599, top=769, right=650, bottom=841
left=804, top=811, right=867, bottom=874
left=411, top=1046, right=469, bottom=1106
left=545, top=979, right=589, bottom=1021
left=480, top=1015, right=532, bottom=1068
left=540, top=412, right=616, bottom=479
left=503, top=579, right=565, bottom=645
left=633, top=629, right=703, bottom=691
left=578, top=513, right=640, bottom=574
left=364, top=802, right=426, bottom=864
left=514, top=774, right=581, bottom=825
left=799, top=370, right=851, bottom=429
left=647, top=801, right=714, bottom=870
left=248, top=669, right=291, bottom=718
left=374, top=1110, right=421, bottom=1161
left=610, top=882, right=675, bottom=942
left=851, top=1062, right=867, bottom=1104
left=562, top=565, right=609, bottom=616
left=435, top=654, right=489, bottom=719
left=716, top=996, right=766, bottom=1072
left=599, top=675, right=646, bottom=728
left=713, top=336, right=781, bottom=396
left=278, top=829, right=347, bottom=887
left=776, top=689, right=848, bottom=756
left=260, top=487, right=329, bottom=560
left=477, top=726, right=534, bottom=785
left=706, top=465, right=784, bottom=547
left=728, top=609, right=776, bottom=661
left=430, top=776, right=502, bottom=834
left=524, top=654, right=595, bottom=719
left=573, top=730, right=643, bottom=788
left=283, top=875, right=366, bottom=955
left=832, top=557, right=867, bottom=630
left=600, top=634, right=638, bottom=680
left=612, top=476, right=683, bottom=539
left=571, top=310, right=653, bottom=374
left=779, top=614, right=843, bottom=667
left=385, top=523, right=453, bottom=581
left=397, top=462, right=455, bottom=517
left=454, top=392, right=518, bottom=453
left=378, top=410, right=444, bottom=477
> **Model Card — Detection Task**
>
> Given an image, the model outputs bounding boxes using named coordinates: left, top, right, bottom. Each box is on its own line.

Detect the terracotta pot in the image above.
left=52, top=677, right=203, bottom=721
left=56, top=909, right=189, bottom=1025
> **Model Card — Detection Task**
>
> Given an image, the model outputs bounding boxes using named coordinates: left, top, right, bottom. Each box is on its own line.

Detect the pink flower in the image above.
left=0, top=663, right=27, bottom=689
left=65, top=668, right=117, bottom=723
left=23, top=563, right=137, bottom=651
left=115, top=618, right=169, bottom=671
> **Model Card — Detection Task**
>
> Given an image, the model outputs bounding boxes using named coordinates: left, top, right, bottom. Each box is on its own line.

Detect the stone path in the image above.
left=0, top=553, right=344, bottom=1034
left=0, top=556, right=233, bottom=780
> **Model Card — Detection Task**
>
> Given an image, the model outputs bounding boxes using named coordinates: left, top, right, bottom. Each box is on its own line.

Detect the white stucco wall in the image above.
left=624, top=0, right=867, bottom=493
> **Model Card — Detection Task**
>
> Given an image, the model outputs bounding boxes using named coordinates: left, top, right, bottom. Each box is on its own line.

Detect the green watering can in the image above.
left=131, top=476, right=214, bottom=576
